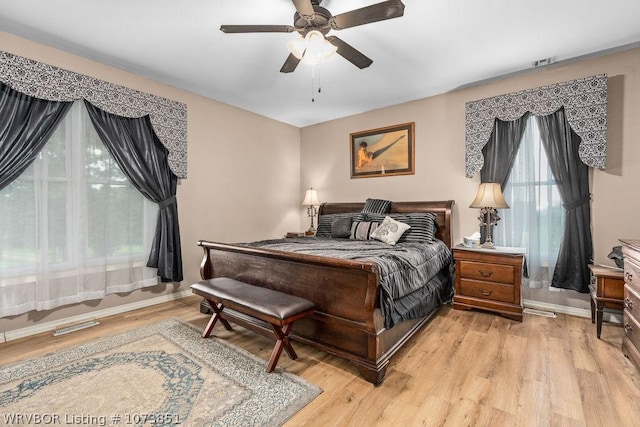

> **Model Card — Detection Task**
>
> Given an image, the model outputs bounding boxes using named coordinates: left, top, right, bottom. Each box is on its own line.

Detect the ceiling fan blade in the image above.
left=331, top=0, right=405, bottom=30
left=326, top=36, right=373, bottom=69
left=220, top=25, right=295, bottom=33
left=292, top=0, right=315, bottom=18
left=280, top=53, right=301, bottom=73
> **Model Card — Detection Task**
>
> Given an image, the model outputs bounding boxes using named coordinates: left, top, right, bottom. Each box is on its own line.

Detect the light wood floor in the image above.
left=2, top=296, right=639, bottom=427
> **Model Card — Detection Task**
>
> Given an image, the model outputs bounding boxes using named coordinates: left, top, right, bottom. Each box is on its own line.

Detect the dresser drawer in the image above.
left=625, top=284, right=640, bottom=316
left=459, top=260, right=515, bottom=284
left=460, top=279, right=515, bottom=304
left=624, top=310, right=640, bottom=354
left=624, top=255, right=640, bottom=293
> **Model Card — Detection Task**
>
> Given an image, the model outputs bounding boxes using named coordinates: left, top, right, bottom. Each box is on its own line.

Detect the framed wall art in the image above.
left=350, top=122, right=415, bottom=179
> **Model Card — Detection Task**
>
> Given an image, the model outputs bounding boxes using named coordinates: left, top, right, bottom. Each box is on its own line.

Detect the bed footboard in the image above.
left=197, top=240, right=400, bottom=384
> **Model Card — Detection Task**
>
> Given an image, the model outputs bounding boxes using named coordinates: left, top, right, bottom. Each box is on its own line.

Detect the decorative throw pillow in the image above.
left=331, top=217, right=352, bottom=238
left=361, top=198, right=392, bottom=214
left=365, top=212, right=437, bottom=243
left=370, top=216, right=411, bottom=245
left=316, top=213, right=365, bottom=237
left=350, top=221, right=380, bottom=240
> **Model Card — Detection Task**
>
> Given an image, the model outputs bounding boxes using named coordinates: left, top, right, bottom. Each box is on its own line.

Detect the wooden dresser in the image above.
left=621, top=239, right=640, bottom=370
left=453, top=246, right=525, bottom=322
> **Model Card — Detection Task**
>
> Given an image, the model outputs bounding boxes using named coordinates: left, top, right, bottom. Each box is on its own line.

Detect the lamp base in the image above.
left=477, top=207, right=500, bottom=249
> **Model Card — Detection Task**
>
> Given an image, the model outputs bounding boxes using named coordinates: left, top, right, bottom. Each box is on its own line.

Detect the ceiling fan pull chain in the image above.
left=311, top=64, right=321, bottom=102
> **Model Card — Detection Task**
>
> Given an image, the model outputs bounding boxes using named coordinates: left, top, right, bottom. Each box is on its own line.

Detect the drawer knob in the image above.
left=481, top=289, right=493, bottom=296
left=624, top=323, right=633, bottom=335
left=625, top=297, right=634, bottom=309
left=625, top=272, right=633, bottom=281
left=479, top=270, right=493, bottom=278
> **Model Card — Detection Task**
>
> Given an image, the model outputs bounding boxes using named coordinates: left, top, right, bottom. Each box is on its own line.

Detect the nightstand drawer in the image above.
left=452, top=246, right=524, bottom=321
left=459, top=260, right=515, bottom=284
left=460, top=279, right=515, bottom=303
left=600, top=276, right=625, bottom=300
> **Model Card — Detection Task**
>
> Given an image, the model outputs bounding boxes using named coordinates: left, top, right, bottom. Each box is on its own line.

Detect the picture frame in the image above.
left=350, top=122, right=415, bottom=179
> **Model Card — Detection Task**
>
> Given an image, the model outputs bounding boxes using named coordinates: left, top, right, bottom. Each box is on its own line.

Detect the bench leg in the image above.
left=267, top=323, right=296, bottom=373
left=202, top=301, right=233, bottom=338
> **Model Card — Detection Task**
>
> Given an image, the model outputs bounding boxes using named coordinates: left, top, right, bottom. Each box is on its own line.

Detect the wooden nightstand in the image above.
left=588, top=264, right=624, bottom=339
left=284, top=232, right=315, bottom=238
left=453, top=246, right=525, bottom=321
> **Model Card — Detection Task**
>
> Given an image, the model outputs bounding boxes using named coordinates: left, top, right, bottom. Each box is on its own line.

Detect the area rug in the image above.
left=0, top=319, right=321, bottom=426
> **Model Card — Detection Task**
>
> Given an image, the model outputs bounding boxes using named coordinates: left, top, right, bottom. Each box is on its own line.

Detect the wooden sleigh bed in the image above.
left=196, top=200, right=455, bottom=385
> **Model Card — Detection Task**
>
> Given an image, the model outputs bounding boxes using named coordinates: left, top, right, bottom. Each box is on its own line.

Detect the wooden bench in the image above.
left=191, top=277, right=315, bottom=372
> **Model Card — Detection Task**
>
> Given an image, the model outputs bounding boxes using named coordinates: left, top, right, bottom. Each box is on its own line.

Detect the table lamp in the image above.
left=302, top=188, right=320, bottom=234
left=469, top=183, right=509, bottom=248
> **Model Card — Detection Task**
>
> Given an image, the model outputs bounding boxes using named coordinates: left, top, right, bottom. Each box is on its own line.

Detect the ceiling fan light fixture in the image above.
left=287, top=35, right=306, bottom=59
left=287, top=30, right=337, bottom=65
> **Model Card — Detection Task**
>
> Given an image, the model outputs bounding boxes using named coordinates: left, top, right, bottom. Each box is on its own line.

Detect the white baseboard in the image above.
left=523, top=299, right=623, bottom=324
left=3, top=290, right=193, bottom=342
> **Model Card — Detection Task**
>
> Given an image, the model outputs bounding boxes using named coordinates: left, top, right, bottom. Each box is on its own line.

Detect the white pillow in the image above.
left=370, top=216, right=411, bottom=245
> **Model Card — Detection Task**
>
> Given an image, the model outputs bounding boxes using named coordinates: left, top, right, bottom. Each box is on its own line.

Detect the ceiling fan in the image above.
left=220, top=0, right=406, bottom=73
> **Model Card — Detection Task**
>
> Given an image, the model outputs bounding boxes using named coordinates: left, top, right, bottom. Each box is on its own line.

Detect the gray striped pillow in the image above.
left=365, top=212, right=437, bottom=243
left=350, top=221, right=380, bottom=240
left=361, top=198, right=392, bottom=214
left=316, top=213, right=365, bottom=237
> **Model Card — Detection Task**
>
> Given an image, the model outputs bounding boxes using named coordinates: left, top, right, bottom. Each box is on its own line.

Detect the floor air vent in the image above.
left=53, top=319, right=100, bottom=336
left=523, top=308, right=557, bottom=318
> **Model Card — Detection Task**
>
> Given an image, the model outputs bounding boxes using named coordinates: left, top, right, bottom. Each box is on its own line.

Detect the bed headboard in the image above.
left=318, top=200, right=455, bottom=249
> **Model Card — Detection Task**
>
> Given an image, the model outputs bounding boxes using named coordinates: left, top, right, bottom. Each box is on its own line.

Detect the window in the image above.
left=0, top=102, right=158, bottom=316
left=494, top=115, right=565, bottom=288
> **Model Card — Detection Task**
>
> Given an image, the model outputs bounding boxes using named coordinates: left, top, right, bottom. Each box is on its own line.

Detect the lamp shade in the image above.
left=302, top=188, right=320, bottom=206
left=469, top=183, right=509, bottom=209
left=287, top=36, right=306, bottom=59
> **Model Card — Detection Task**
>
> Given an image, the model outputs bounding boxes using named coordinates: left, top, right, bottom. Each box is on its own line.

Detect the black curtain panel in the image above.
left=480, top=113, right=530, bottom=186
left=83, top=100, right=183, bottom=283
left=478, top=114, right=529, bottom=242
left=536, top=107, right=592, bottom=292
left=0, top=82, right=72, bottom=191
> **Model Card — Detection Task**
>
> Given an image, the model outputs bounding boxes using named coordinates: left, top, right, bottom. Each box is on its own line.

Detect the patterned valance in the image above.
left=465, top=74, right=607, bottom=178
left=0, top=51, right=188, bottom=178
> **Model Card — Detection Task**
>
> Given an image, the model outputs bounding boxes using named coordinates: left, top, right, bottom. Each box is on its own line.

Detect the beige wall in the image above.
left=0, top=32, right=301, bottom=333
left=300, top=47, right=640, bottom=270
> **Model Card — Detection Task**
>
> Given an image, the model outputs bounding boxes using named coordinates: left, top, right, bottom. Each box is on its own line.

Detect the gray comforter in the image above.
left=246, top=238, right=454, bottom=328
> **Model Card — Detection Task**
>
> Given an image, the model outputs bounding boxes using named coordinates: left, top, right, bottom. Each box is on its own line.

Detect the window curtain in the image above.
left=465, top=74, right=607, bottom=178
left=480, top=114, right=530, bottom=186
left=536, top=107, right=592, bottom=292
left=495, top=116, right=564, bottom=288
left=0, top=82, right=72, bottom=191
left=1, top=102, right=159, bottom=316
left=479, top=114, right=529, bottom=243
left=83, top=100, right=183, bottom=282
left=1, top=50, right=188, bottom=178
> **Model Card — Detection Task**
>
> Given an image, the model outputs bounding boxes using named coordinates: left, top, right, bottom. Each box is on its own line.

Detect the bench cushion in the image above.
left=191, top=278, right=315, bottom=324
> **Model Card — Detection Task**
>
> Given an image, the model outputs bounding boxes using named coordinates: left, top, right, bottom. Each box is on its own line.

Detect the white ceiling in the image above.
left=0, top=0, right=639, bottom=127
